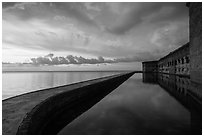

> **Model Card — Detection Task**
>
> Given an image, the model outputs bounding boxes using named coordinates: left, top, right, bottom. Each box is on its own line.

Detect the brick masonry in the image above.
left=189, top=2, right=202, bottom=84
left=142, top=43, right=190, bottom=76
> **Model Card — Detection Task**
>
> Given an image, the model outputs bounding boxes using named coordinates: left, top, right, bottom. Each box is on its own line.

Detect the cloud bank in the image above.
left=30, top=53, right=146, bottom=65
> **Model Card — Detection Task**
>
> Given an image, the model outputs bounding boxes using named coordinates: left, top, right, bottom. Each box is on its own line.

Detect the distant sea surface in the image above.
left=2, top=71, right=120, bottom=100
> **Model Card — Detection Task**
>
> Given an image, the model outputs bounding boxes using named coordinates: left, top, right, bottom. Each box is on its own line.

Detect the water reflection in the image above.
left=143, top=73, right=202, bottom=134
left=59, top=73, right=201, bottom=135
left=142, top=72, right=157, bottom=84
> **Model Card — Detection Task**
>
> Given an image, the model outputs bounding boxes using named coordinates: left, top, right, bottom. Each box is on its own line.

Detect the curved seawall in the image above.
left=3, top=72, right=135, bottom=135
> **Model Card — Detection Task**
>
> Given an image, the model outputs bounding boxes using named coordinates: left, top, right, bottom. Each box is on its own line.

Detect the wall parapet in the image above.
left=142, top=42, right=190, bottom=76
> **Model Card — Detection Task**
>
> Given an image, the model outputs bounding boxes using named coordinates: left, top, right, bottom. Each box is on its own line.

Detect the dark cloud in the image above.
left=3, top=2, right=97, bottom=27
left=3, top=2, right=188, bottom=36
left=52, top=3, right=97, bottom=26
left=149, top=3, right=188, bottom=24
left=2, top=2, right=20, bottom=8
left=106, top=2, right=188, bottom=35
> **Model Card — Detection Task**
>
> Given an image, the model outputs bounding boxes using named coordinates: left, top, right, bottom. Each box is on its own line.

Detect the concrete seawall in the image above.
left=3, top=72, right=135, bottom=135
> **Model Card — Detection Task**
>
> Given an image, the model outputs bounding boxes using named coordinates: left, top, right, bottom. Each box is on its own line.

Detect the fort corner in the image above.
left=142, top=61, right=158, bottom=73
left=143, top=43, right=190, bottom=76
left=142, top=2, right=202, bottom=80
left=142, top=2, right=202, bottom=99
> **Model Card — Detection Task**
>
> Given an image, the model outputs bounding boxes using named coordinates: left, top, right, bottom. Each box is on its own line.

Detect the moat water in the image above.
left=58, top=73, right=201, bottom=135
left=2, top=72, right=201, bottom=134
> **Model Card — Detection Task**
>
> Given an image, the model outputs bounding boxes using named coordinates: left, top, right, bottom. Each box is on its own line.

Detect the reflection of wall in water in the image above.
left=142, top=73, right=201, bottom=110
left=157, top=74, right=201, bottom=135
left=158, top=74, right=191, bottom=105
left=142, top=73, right=201, bottom=134
left=142, top=73, right=192, bottom=103
left=142, top=73, right=157, bottom=84
left=158, top=72, right=201, bottom=100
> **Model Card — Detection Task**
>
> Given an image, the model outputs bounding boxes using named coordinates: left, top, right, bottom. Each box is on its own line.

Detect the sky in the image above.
left=2, top=2, right=189, bottom=65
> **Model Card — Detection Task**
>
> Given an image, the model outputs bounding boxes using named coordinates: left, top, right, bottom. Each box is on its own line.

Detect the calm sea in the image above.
left=2, top=72, right=201, bottom=134
left=2, top=71, right=119, bottom=99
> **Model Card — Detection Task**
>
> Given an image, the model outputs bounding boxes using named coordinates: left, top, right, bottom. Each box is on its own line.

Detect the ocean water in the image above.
left=2, top=71, right=119, bottom=99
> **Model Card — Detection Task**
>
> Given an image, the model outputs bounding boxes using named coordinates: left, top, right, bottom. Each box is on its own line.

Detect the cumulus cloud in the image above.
left=29, top=53, right=153, bottom=65
left=30, top=54, right=115, bottom=65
